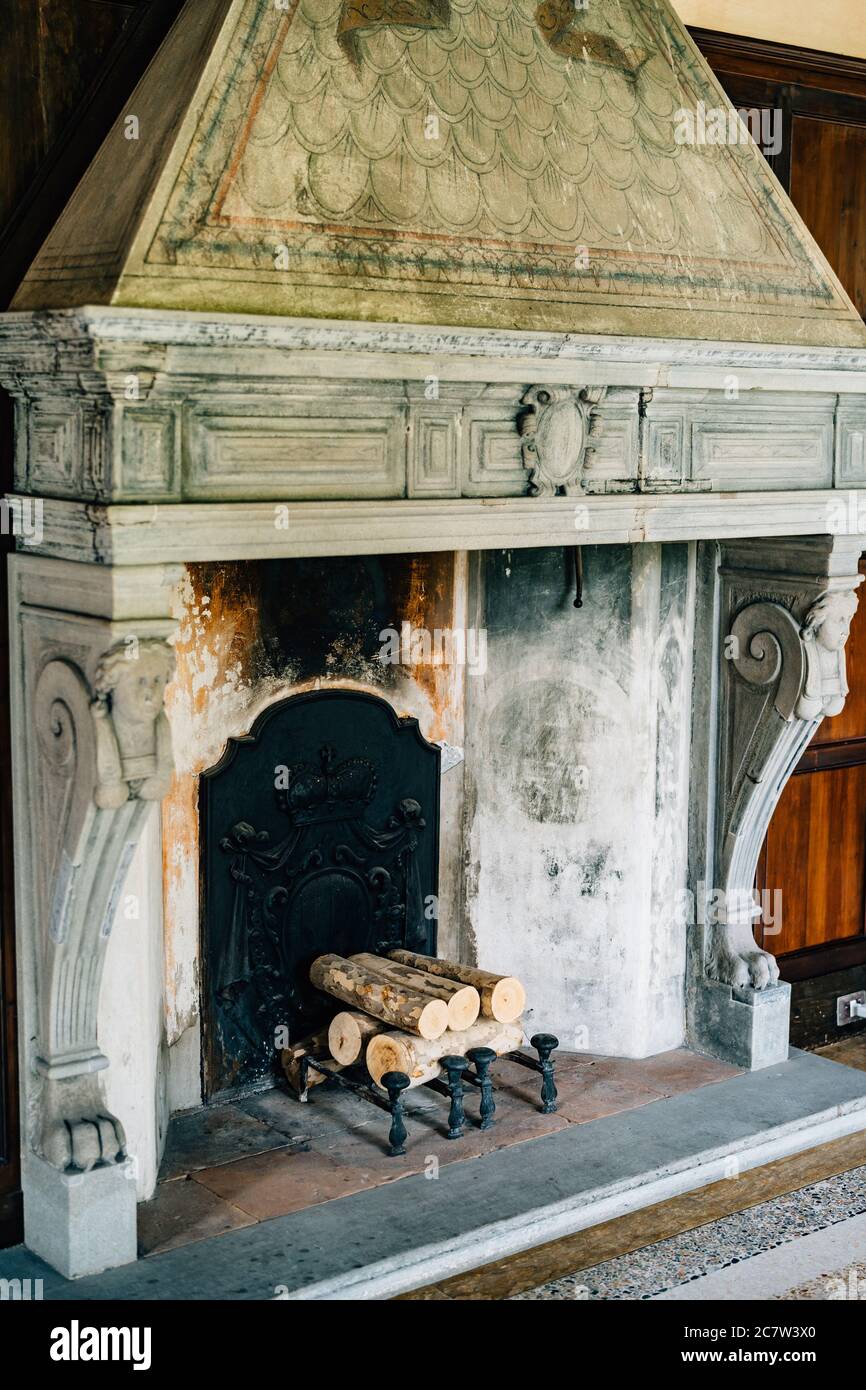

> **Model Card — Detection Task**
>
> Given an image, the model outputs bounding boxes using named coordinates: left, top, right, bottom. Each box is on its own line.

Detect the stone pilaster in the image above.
left=9, top=554, right=180, bottom=1277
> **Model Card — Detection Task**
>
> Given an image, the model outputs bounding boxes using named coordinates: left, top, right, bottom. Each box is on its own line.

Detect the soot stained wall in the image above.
left=163, top=551, right=467, bottom=1110
left=464, top=543, right=694, bottom=1057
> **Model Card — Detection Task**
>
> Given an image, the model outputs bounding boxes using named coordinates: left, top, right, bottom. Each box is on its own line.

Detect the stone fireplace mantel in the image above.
left=7, top=0, right=866, bottom=1295
left=7, top=0, right=866, bottom=1290
left=2, top=308, right=866, bottom=565
left=4, top=304, right=866, bottom=1280
left=1, top=298, right=866, bottom=1273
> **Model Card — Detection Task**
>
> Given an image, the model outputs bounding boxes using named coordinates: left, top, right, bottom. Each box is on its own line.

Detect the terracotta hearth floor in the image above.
left=139, top=1048, right=739, bottom=1258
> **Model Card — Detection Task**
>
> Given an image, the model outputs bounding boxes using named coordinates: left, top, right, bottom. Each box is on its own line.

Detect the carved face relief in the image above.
left=796, top=590, right=860, bottom=720
left=811, top=592, right=858, bottom=653
left=112, top=658, right=171, bottom=725
left=92, top=639, right=176, bottom=806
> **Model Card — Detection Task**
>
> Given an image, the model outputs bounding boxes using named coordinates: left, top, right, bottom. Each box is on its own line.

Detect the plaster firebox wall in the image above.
left=164, top=552, right=468, bottom=1103
left=163, top=544, right=694, bottom=1111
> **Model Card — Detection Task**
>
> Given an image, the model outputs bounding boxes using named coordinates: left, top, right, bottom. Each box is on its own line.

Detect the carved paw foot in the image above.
left=43, top=1112, right=127, bottom=1173
left=709, top=941, right=780, bottom=991
left=139, top=771, right=172, bottom=801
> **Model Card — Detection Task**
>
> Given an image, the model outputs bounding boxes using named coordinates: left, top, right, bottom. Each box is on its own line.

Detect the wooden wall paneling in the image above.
left=758, top=764, right=866, bottom=957
left=689, top=29, right=866, bottom=100
left=790, top=116, right=866, bottom=320
left=0, top=0, right=184, bottom=310
left=0, top=1, right=136, bottom=228
left=813, top=560, right=866, bottom=745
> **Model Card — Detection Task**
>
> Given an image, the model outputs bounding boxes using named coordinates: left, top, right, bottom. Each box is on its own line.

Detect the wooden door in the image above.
left=694, top=30, right=866, bottom=1044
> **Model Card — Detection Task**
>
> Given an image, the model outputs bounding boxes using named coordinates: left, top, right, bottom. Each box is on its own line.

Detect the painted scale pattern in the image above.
left=213, top=0, right=786, bottom=266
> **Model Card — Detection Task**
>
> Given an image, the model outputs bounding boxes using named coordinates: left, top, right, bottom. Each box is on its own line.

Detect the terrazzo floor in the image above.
left=781, top=1263, right=866, bottom=1300
left=400, top=1031, right=866, bottom=1301
left=510, top=1164, right=866, bottom=1299
left=514, top=1032, right=866, bottom=1301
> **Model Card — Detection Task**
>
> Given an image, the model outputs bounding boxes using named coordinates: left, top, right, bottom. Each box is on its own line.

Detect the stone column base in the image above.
left=691, top=976, right=791, bottom=1072
left=23, top=1154, right=137, bottom=1279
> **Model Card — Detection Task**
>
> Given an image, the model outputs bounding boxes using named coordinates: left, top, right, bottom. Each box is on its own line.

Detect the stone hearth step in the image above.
left=2, top=1048, right=866, bottom=1301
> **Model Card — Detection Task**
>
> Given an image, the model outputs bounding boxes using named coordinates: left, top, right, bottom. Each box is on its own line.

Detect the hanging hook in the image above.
left=572, top=546, right=583, bottom=609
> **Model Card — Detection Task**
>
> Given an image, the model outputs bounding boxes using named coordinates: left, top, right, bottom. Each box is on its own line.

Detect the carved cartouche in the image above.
left=91, top=640, right=176, bottom=809
left=519, top=385, right=606, bottom=496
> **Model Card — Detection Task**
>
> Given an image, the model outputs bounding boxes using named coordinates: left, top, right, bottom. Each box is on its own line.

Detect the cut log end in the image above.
left=489, top=977, right=526, bottom=1024
left=365, top=1034, right=414, bottom=1086
left=416, top=997, right=449, bottom=1039
left=349, top=953, right=480, bottom=1033
left=280, top=1025, right=331, bottom=1096
left=387, top=950, right=526, bottom=1025
left=447, top=985, right=481, bottom=1031
left=327, top=1010, right=386, bottom=1066
left=310, top=953, right=450, bottom=1039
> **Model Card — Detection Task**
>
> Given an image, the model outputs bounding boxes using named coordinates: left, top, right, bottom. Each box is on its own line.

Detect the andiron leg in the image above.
left=466, top=1047, right=497, bottom=1129
left=382, top=1071, right=411, bottom=1156
left=440, top=1055, right=468, bottom=1139
left=531, top=1033, right=559, bottom=1114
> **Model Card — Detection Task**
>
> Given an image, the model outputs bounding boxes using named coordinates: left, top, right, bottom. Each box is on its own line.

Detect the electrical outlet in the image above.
left=837, top=990, right=866, bottom=1027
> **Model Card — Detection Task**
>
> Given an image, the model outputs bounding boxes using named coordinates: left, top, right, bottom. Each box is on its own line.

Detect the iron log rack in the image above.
left=297, top=1033, right=559, bottom=1157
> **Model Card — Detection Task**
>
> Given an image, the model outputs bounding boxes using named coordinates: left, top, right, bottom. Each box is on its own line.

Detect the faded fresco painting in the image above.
left=14, top=0, right=864, bottom=343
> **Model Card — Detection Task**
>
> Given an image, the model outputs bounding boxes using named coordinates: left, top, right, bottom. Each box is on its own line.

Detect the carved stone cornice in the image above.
left=0, top=308, right=865, bottom=507
left=9, top=490, right=866, bottom=567
left=2, top=308, right=866, bottom=379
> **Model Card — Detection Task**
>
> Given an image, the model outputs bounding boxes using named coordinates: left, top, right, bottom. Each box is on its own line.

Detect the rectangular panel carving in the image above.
left=120, top=410, right=179, bottom=498
left=645, top=414, right=686, bottom=487
left=461, top=399, right=526, bottom=497
left=836, top=405, right=866, bottom=486
left=27, top=401, right=81, bottom=493
left=691, top=416, right=834, bottom=490
left=184, top=401, right=407, bottom=499
left=408, top=409, right=460, bottom=497
left=582, top=390, right=640, bottom=491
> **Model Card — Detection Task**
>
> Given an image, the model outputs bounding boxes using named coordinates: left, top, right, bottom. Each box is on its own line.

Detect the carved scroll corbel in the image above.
left=709, top=585, right=860, bottom=993
left=519, top=386, right=607, bottom=495
left=31, top=637, right=175, bottom=1172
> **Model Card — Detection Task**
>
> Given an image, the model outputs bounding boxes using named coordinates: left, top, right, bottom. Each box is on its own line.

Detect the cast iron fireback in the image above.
left=200, top=689, right=440, bottom=1096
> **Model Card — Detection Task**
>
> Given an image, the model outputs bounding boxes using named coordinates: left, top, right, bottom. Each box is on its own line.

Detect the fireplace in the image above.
left=1, top=0, right=866, bottom=1281
left=201, top=688, right=440, bottom=1095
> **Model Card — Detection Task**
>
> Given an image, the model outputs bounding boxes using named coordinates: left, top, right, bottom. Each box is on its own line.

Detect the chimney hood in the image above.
left=11, top=0, right=866, bottom=347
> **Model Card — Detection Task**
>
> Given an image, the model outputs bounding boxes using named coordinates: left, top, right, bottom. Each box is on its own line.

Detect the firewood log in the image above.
left=366, top=1018, right=525, bottom=1089
left=387, top=950, right=526, bottom=1023
left=310, top=953, right=449, bottom=1039
left=349, top=953, right=480, bottom=1031
left=280, top=1026, right=333, bottom=1098
left=327, top=1010, right=389, bottom=1066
